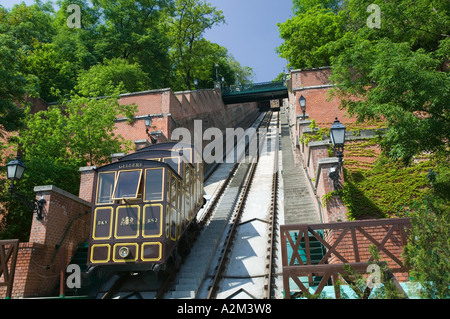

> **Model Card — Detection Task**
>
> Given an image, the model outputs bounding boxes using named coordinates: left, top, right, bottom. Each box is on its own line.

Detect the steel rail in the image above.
left=157, top=112, right=271, bottom=299
left=206, top=111, right=274, bottom=299
left=264, top=112, right=280, bottom=299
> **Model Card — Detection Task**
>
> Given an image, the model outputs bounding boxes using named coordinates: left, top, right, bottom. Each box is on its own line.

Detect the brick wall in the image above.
left=112, top=88, right=259, bottom=150
left=290, top=67, right=332, bottom=88
left=314, top=158, right=348, bottom=223
left=325, top=223, right=410, bottom=282
left=0, top=186, right=91, bottom=298
left=287, top=67, right=358, bottom=143
left=282, top=68, right=411, bottom=287
left=79, top=167, right=97, bottom=203
left=306, top=141, right=329, bottom=179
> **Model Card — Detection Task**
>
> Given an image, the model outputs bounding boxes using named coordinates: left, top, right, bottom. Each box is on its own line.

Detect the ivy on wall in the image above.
left=302, top=121, right=443, bottom=221
left=341, top=142, right=436, bottom=220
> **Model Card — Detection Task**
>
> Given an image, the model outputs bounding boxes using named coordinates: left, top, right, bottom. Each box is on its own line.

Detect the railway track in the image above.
left=203, top=112, right=281, bottom=299
left=98, top=111, right=281, bottom=299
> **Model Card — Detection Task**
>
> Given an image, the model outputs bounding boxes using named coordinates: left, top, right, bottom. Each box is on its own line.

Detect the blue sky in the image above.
left=2, top=0, right=294, bottom=82
left=204, top=0, right=293, bottom=82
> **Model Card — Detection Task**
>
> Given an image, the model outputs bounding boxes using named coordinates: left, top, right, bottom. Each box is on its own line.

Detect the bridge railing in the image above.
left=222, top=81, right=286, bottom=96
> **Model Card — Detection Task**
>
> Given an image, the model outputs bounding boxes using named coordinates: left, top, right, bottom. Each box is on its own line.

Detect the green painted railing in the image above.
left=222, top=81, right=287, bottom=96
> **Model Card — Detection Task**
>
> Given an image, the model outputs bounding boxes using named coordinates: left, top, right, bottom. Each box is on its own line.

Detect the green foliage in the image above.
left=0, top=0, right=254, bottom=102
left=279, top=0, right=449, bottom=164
left=403, top=168, right=450, bottom=299
left=321, top=190, right=340, bottom=207
left=335, top=245, right=407, bottom=299
left=299, top=119, right=326, bottom=145
left=272, top=72, right=286, bottom=82
left=277, top=5, right=346, bottom=69
left=1, top=1, right=56, bottom=47
left=0, top=34, right=28, bottom=133
left=279, top=0, right=449, bottom=297
left=331, top=38, right=450, bottom=164
left=0, top=0, right=255, bottom=242
left=76, top=58, right=150, bottom=97
left=91, top=0, right=173, bottom=89
left=167, top=0, right=225, bottom=90
left=19, top=93, right=135, bottom=169
left=0, top=91, right=135, bottom=240
left=342, top=156, right=435, bottom=220
left=292, top=0, right=342, bottom=14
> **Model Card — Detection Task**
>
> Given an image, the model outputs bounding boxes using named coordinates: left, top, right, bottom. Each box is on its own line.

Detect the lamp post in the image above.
left=329, top=117, right=346, bottom=190
left=6, top=155, right=25, bottom=192
left=215, top=63, right=219, bottom=82
left=299, top=95, right=306, bottom=119
left=6, top=154, right=46, bottom=220
left=145, top=115, right=157, bottom=144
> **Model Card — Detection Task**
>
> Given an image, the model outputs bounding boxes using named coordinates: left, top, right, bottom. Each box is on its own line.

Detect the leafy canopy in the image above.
left=279, top=0, right=449, bottom=164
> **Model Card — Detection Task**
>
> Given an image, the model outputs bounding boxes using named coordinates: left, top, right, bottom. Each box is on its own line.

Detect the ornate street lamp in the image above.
left=330, top=117, right=346, bottom=161
left=215, top=63, right=219, bottom=82
left=6, top=154, right=46, bottom=220
left=6, top=155, right=25, bottom=184
left=329, top=117, right=347, bottom=190
left=299, top=95, right=306, bottom=119
left=145, top=115, right=157, bottom=144
left=145, top=114, right=152, bottom=128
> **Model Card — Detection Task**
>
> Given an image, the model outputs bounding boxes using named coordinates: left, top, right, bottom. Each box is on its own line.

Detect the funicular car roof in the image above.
left=135, top=142, right=194, bottom=153
left=120, top=142, right=196, bottom=168
left=96, top=159, right=182, bottom=180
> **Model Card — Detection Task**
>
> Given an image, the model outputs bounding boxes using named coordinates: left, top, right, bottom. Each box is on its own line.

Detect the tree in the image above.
left=278, top=0, right=449, bottom=298
left=0, top=3, right=46, bottom=131
left=278, top=0, right=449, bottom=163
left=168, top=0, right=225, bottom=90
left=330, top=38, right=450, bottom=164
left=172, top=40, right=254, bottom=90
left=277, top=5, right=346, bottom=69
left=76, top=58, right=151, bottom=97
left=92, top=0, right=173, bottom=89
left=226, top=54, right=255, bottom=87
left=0, top=91, right=136, bottom=240
left=19, top=91, right=136, bottom=171
left=292, top=0, right=342, bottom=14
left=0, top=34, right=29, bottom=133
left=0, top=1, right=56, bottom=48
left=403, top=167, right=450, bottom=299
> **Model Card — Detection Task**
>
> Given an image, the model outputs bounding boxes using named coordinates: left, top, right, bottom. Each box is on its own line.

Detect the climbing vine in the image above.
left=341, top=153, right=436, bottom=220
left=299, top=119, right=327, bottom=146
left=302, top=121, right=445, bottom=221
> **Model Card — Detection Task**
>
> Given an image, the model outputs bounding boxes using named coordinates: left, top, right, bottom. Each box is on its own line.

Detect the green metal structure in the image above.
left=221, top=81, right=288, bottom=104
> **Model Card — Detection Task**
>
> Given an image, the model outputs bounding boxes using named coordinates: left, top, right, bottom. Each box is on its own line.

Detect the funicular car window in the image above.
left=113, top=170, right=142, bottom=199
left=170, top=174, right=177, bottom=205
left=144, top=168, right=164, bottom=202
left=97, top=172, right=116, bottom=204
left=163, top=157, right=181, bottom=175
left=179, top=148, right=192, bottom=164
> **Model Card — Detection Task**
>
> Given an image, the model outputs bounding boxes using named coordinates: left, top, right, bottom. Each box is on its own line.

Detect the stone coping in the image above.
left=314, top=157, right=340, bottom=189
left=34, top=185, right=91, bottom=207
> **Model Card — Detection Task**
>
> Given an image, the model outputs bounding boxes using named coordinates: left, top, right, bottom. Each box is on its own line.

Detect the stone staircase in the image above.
left=280, top=108, right=319, bottom=225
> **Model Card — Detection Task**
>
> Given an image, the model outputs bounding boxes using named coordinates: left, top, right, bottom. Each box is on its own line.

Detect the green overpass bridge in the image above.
left=221, top=81, right=288, bottom=104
